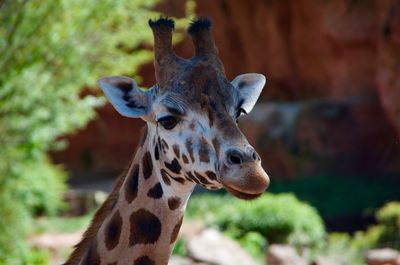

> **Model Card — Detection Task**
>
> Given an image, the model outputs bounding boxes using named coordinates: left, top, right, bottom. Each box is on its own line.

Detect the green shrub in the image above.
left=323, top=201, right=400, bottom=265
left=323, top=233, right=364, bottom=265
left=187, top=193, right=326, bottom=259
left=186, top=193, right=228, bottom=220
left=0, top=0, right=194, bottom=263
left=236, top=231, right=267, bottom=261
left=353, top=201, right=400, bottom=250
left=216, top=193, right=325, bottom=250
left=21, top=249, right=50, bottom=265
left=376, top=201, right=400, bottom=246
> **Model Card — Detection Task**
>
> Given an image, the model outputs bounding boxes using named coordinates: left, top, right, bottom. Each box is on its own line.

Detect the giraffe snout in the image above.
left=220, top=146, right=270, bottom=200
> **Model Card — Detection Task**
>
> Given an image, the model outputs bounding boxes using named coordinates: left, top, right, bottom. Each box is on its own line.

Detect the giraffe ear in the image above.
left=231, top=73, right=266, bottom=113
left=98, top=76, right=154, bottom=118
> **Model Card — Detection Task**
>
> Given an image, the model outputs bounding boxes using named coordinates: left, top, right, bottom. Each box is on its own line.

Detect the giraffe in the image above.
left=64, top=17, right=270, bottom=265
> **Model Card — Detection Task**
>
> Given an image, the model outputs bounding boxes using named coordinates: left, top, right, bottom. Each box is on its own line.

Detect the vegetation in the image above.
left=186, top=195, right=400, bottom=263
left=0, top=0, right=194, bottom=263
left=375, top=201, right=400, bottom=248
left=322, top=232, right=365, bottom=265
left=187, top=193, right=326, bottom=260
left=33, top=212, right=94, bottom=235
left=354, top=201, right=400, bottom=250
left=27, top=195, right=400, bottom=264
left=320, top=201, right=400, bottom=265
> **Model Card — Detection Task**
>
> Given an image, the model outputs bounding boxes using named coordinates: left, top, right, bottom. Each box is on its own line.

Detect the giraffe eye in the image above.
left=158, top=116, right=178, bottom=130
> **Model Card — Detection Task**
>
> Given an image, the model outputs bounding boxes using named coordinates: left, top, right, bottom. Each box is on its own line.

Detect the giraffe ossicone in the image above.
left=65, top=17, right=269, bottom=265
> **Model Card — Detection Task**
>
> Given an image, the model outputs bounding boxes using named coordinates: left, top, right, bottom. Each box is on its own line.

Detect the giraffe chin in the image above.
left=224, top=185, right=264, bottom=200
left=219, top=165, right=270, bottom=200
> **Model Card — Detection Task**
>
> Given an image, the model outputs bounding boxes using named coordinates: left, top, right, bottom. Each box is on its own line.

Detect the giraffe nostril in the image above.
left=227, top=149, right=243, bottom=165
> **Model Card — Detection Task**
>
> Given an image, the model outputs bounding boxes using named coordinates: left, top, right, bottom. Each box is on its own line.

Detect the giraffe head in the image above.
left=99, top=18, right=269, bottom=200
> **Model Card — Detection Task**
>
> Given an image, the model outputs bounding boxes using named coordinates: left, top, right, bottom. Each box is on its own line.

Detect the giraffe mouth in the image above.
left=224, top=185, right=264, bottom=200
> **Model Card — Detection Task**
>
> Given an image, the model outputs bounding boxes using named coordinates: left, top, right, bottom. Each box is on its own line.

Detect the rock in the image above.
left=179, top=220, right=205, bottom=240
left=267, top=244, right=307, bottom=265
left=168, top=256, right=192, bottom=265
left=312, top=257, right=343, bottom=265
left=29, top=231, right=84, bottom=265
left=168, top=256, right=210, bottom=265
left=365, top=248, right=400, bottom=265
left=28, top=231, right=83, bottom=251
left=187, top=228, right=260, bottom=265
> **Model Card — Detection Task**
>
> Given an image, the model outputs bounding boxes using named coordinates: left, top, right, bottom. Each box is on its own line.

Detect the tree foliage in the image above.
left=0, top=0, right=193, bottom=263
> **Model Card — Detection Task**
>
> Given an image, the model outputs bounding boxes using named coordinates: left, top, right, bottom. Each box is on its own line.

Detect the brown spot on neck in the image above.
left=168, top=197, right=182, bottom=210
left=147, top=182, right=163, bottom=199
left=142, top=151, right=153, bottom=180
left=164, top=158, right=181, bottom=174
left=125, top=164, right=139, bottom=203
left=129, top=209, right=162, bottom=246
left=104, top=210, right=122, bottom=250
left=133, top=256, right=155, bottom=265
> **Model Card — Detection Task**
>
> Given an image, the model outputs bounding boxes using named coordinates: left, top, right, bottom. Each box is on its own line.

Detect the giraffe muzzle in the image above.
left=220, top=147, right=270, bottom=200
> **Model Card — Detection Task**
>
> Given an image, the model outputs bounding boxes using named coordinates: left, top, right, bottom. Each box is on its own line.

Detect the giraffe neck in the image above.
left=65, top=126, right=195, bottom=265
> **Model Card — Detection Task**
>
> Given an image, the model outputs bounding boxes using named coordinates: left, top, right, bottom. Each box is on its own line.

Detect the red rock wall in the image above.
left=195, top=0, right=379, bottom=100
left=377, top=0, right=400, bottom=137
left=51, top=0, right=400, bottom=181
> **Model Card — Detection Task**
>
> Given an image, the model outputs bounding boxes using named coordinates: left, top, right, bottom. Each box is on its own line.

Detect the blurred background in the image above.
left=1, top=0, right=399, bottom=264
